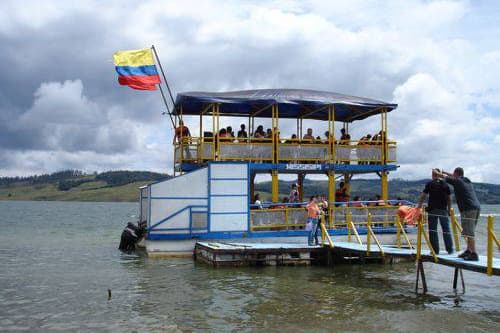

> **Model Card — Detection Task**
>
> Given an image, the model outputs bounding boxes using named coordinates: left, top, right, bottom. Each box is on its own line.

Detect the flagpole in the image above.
left=158, top=83, right=175, bottom=128
left=151, top=45, right=176, bottom=110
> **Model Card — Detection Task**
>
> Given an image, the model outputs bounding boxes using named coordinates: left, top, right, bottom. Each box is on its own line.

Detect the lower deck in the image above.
left=194, top=241, right=500, bottom=276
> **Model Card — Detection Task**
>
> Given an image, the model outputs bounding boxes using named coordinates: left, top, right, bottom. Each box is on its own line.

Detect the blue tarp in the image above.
left=174, top=89, right=397, bottom=122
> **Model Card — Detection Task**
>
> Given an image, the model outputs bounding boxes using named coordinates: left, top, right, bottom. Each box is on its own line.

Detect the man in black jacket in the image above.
left=435, top=167, right=481, bottom=261
left=417, top=169, right=453, bottom=254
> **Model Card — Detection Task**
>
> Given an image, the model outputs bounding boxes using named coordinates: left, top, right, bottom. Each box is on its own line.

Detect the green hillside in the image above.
left=1, top=170, right=499, bottom=203
left=0, top=170, right=170, bottom=202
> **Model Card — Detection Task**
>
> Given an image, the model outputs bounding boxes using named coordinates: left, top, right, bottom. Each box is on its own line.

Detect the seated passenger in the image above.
left=324, top=131, right=335, bottom=143
left=303, top=128, right=314, bottom=141
left=226, top=126, right=234, bottom=137
left=350, top=195, right=365, bottom=207
left=272, top=197, right=288, bottom=209
left=253, top=125, right=265, bottom=139
left=340, top=128, right=350, bottom=142
left=218, top=128, right=229, bottom=140
left=237, top=124, right=248, bottom=138
left=265, top=128, right=273, bottom=138
left=173, top=120, right=191, bottom=144
left=253, top=193, right=263, bottom=209
left=375, top=194, right=385, bottom=206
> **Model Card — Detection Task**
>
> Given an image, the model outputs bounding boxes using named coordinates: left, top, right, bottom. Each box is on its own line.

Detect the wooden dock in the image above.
left=194, top=242, right=326, bottom=266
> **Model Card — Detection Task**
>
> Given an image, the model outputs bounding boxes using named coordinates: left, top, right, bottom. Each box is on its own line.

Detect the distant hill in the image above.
left=255, top=178, right=500, bottom=204
left=0, top=170, right=171, bottom=202
left=0, top=170, right=498, bottom=203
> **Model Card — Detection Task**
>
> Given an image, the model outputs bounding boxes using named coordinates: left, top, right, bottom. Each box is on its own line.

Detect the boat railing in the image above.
left=250, top=201, right=411, bottom=231
left=174, top=137, right=397, bottom=164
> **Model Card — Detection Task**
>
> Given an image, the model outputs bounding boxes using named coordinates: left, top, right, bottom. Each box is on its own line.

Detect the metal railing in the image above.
left=418, top=208, right=500, bottom=275
left=174, top=137, right=397, bottom=165
left=249, top=202, right=406, bottom=231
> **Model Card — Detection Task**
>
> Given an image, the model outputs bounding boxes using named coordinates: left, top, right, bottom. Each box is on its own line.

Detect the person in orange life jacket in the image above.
left=306, top=196, right=321, bottom=246
left=335, top=182, right=350, bottom=206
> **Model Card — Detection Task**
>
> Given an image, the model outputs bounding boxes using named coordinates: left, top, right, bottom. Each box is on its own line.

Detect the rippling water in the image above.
left=0, top=201, right=499, bottom=332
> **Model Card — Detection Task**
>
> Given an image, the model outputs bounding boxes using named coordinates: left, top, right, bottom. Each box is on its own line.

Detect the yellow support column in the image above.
left=396, top=216, right=401, bottom=248
left=272, top=170, right=279, bottom=203
left=450, top=208, right=461, bottom=252
left=366, top=213, right=372, bottom=256
left=487, top=215, right=493, bottom=276
left=416, top=214, right=422, bottom=261
left=328, top=170, right=335, bottom=228
left=381, top=171, right=388, bottom=201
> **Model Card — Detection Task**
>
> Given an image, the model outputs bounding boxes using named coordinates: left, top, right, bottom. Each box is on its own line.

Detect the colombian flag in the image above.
left=113, top=48, right=161, bottom=90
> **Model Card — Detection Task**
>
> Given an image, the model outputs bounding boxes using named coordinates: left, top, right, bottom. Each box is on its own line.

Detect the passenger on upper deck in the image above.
left=237, top=124, right=248, bottom=138
left=303, top=128, right=314, bottom=141
left=253, top=125, right=265, bottom=138
left=226, top=126, right=234, bottom=137
left=324, top=131, right=335, bottom=143
left=265, top=128, right=273, bottom=138
left=340, top=128, right=350, bottom=142
left=218, top=128, right=229, bottom=139
left=173, top=120, right=191, bottom=143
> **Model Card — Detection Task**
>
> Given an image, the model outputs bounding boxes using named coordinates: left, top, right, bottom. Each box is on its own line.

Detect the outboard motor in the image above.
left=119, top=221, right=147, bottom=252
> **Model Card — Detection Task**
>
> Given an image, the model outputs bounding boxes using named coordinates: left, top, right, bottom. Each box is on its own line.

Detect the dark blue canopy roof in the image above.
left=174, top=89, right=397, bottom=122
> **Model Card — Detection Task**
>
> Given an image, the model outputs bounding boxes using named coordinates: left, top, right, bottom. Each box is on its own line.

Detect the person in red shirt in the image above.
left=173, top=120, right=191, bottom=144
left=335, top=182, right=350, bottom=206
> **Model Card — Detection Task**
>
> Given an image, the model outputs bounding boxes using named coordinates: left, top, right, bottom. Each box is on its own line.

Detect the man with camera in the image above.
left=418, top=169, right=454, bottom=255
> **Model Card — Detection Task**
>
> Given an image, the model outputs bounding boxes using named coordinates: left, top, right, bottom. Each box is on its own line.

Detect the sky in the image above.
left=0, top=0, right=499, bottom=183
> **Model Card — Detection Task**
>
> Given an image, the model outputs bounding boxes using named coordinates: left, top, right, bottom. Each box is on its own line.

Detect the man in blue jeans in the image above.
left=418, top=169, right=454, bottom=254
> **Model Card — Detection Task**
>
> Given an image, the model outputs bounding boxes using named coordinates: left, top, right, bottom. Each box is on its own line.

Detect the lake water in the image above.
left=0, top=201, right=499, bottom=332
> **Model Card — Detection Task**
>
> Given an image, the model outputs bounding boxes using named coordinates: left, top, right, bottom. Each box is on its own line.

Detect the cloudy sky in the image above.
left=1, top=0, right=499, bottom=183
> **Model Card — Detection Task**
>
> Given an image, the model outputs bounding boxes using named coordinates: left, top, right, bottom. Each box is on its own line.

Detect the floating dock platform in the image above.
left=195, top=241, right=500, bottom=275
left=195, top=242, right=326, bottom=266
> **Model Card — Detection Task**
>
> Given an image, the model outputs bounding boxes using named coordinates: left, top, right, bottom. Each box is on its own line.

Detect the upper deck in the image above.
left=172, top=89, right=397, bottom=171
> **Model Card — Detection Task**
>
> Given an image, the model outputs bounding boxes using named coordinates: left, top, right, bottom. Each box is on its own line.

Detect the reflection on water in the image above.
left=0, top=201, right=499, bottom=332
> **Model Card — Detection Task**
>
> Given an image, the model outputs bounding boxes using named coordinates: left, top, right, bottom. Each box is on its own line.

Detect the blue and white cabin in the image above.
left=139, top=89, right=411, bottom=256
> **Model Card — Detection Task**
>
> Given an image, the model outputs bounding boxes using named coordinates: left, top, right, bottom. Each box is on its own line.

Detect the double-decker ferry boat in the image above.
left=135, top=89, right=413, bottom=256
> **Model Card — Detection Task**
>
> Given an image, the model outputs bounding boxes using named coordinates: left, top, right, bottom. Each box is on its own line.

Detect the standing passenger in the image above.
left=289, top=183, right=300, bottom=203
left=306, top=196, right=321, bottom=246
left=417, top=169, right=454, bottom=254
left=435, top=167, right=481, bottom=261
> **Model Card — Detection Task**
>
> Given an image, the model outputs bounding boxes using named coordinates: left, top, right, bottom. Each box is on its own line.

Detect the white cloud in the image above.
left=0, top=0, right=499, bottom=183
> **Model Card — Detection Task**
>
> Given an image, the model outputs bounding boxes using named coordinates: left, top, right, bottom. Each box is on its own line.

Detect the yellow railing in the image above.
left=250, top=205, right=406, bottom=233
left=174, top=137, right=397, bottom=165
left=487, top=215, right=500, bottom=276
left=331, top=205, right=400, bottom=228
left=415, top=210, right=439, bottom=262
